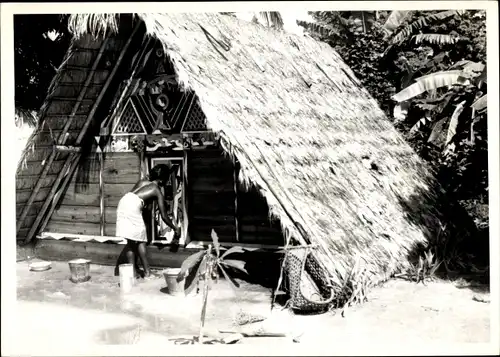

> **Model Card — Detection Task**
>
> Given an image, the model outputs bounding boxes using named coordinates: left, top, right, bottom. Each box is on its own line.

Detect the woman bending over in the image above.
left=115, top=164, right=181, bottom=278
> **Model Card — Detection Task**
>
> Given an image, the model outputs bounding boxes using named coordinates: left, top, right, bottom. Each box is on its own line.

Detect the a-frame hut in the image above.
left=16, top=13, right=453, bottom=302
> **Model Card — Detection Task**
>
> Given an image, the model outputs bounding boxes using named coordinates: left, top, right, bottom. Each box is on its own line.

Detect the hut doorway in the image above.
left=149, top=156, right=187, bottom=245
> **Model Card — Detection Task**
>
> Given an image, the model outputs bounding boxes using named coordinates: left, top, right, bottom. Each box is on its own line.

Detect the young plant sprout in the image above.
left=176, top=229, right=255, bottom=344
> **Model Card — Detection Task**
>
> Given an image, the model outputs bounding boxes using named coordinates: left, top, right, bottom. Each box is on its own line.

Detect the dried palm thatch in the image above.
left=16, top=33, right=96, bottom=174
left=67, top=13, right=458, bottom=305
left=15, top=108, right=38, bottom=172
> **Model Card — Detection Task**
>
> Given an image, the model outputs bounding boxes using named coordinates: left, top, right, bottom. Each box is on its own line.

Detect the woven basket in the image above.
left=284, top=248, right=335, bottom=313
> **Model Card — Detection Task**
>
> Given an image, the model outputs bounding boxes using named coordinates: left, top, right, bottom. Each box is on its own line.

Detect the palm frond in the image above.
left=391, top=10, right=466, bottom=45
left=68, top=13, right=121, bottom=39
left=392, top=70, right=469, bottom=102
left=296, top=20, right=338, bottom=38
left=383, top=11, right=413, bottom=37
left=256, top=11, right=284, bottom=30
left=413, top=33, right=463, bottom=45
left=15, top=107, right=38, bottom=128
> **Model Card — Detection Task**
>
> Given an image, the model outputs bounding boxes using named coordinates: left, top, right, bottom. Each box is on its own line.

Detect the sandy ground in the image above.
left=8, top=259, right=492, bottom=354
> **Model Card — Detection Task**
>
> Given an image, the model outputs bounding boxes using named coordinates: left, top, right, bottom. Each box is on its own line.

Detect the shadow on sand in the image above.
left=395, top=172, right=489, bottom=291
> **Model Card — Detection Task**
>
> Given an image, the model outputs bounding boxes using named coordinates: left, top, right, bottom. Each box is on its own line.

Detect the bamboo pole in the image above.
left=37, top=152, right=80, bottom=237
left=24, top=24, right=142, bottom=244
left=233, top=163, right=240, bottom=242
left=54, top=145, right=82, bottom=153
left=100, top=37, right=153, bottom=132
left=16, top=36, right=111, bottom=235
left=99, top=152, right=105, bottom=236
left=198, top=246, right=211, bottom=344
left=181, top=149, right=189, bottom=246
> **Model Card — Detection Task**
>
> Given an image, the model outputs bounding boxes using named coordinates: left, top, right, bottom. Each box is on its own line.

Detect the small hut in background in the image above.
left=16, top=13, right=460, bottom=305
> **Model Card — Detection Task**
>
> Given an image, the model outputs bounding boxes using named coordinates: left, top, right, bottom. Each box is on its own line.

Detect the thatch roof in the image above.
left=67, top=13, right=452, bottom=302
left=15, top=108, right=38, bottom=171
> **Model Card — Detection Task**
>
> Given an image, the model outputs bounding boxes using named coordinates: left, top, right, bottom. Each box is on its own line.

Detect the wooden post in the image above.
left=181, top=149, right=189, bottom=246
left=139, top=149, right=148, bottom=179
left=99, top=152, right=105, bottom=236
left=233, top=161, right=240, bottom=242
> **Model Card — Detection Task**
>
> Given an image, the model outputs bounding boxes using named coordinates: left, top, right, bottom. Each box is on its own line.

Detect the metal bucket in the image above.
left=68, top=259, right=91, bottom=283
left=119, top=264, right=135, bottom=293
left=162, top=268, right=184, bottom=296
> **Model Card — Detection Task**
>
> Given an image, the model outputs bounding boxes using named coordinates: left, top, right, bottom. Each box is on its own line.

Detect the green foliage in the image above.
left=177, top=229, right=252, bottom=343
left=412, top=33, right=463, bottom=45
left=255, top=11, right=284, bottom=29
left=14, top=14, right=71, bottom=112
left=390, top=10, right=466, bottom=45
left=382, top=11, right=413, bottom=37
left=396, top=249, right=442, bottom=284
left=392, top=70, right=471, bottom=102
left=178, top=229, right=250, bottom=294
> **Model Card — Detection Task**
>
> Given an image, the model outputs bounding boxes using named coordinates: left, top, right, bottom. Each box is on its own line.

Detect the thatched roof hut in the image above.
left=21, top=12, right=469, bottom=305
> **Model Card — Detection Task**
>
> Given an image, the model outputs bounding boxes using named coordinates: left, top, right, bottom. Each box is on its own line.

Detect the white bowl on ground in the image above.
left=29, top=261, right=52, bottom=272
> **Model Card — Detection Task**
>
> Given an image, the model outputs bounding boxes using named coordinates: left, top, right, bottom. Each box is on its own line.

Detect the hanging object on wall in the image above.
left=110, top=136, right=132, bottom=152
left=130, top=135, right=146, bottom=153
left=181, top=132, right=218, bottom=149
left=144, top=135, right=184, bottom=152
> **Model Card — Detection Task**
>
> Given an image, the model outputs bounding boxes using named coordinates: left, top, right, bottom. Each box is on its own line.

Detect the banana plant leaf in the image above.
left=218, top=263, right=240, bottom=290
left=410, top=117, right=432, bottom=135
left=211, top=229, right=220, bottom=258
left=391, top=10, right=465, bottom=45
left=177, top=251, right=205, bottom=282
left=412, top=34, right=462, bottom=45
left=445, top=100, right=467, bottom=146
left=219, top=259, right=248, bottom=274
left=428, top=117, right=449, bottom=147
left=392, top=70, right=468, bottom=102
left=471, top=94, right=487, bottom=112
left=382, top=11, right=412, bottom=37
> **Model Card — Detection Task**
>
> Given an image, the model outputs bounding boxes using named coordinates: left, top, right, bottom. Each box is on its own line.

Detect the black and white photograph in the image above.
left=1, top=2, right=498, bottom=355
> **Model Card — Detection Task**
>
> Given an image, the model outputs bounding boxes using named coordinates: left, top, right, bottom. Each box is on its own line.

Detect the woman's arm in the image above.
left=154, top=187, right=181, bottom=234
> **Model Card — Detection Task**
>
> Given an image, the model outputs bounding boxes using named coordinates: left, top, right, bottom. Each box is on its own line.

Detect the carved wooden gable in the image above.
left=180, top=99, right=208, bottom=132
left=117, top=43, right=210, bottom=135
left=112, top=97, right=148, bottom=136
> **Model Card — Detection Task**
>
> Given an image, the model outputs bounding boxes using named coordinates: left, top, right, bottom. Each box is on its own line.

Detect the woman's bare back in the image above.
left=130, top=180, right=160, bottom=203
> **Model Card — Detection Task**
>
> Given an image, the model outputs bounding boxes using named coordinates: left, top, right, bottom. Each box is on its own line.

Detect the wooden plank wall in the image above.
left=39, top=146, right=283, bottom=246
left=103, top=152, right=141, bottom=235
left=187, top=148, right=284, bottom=245
left=43, top=152, right=141, bottom=236
left=188, top=149, right=237, bottom=242
left=43, top=152, right=101, bottom=235
left=238, top=188, right=284, bottom=245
